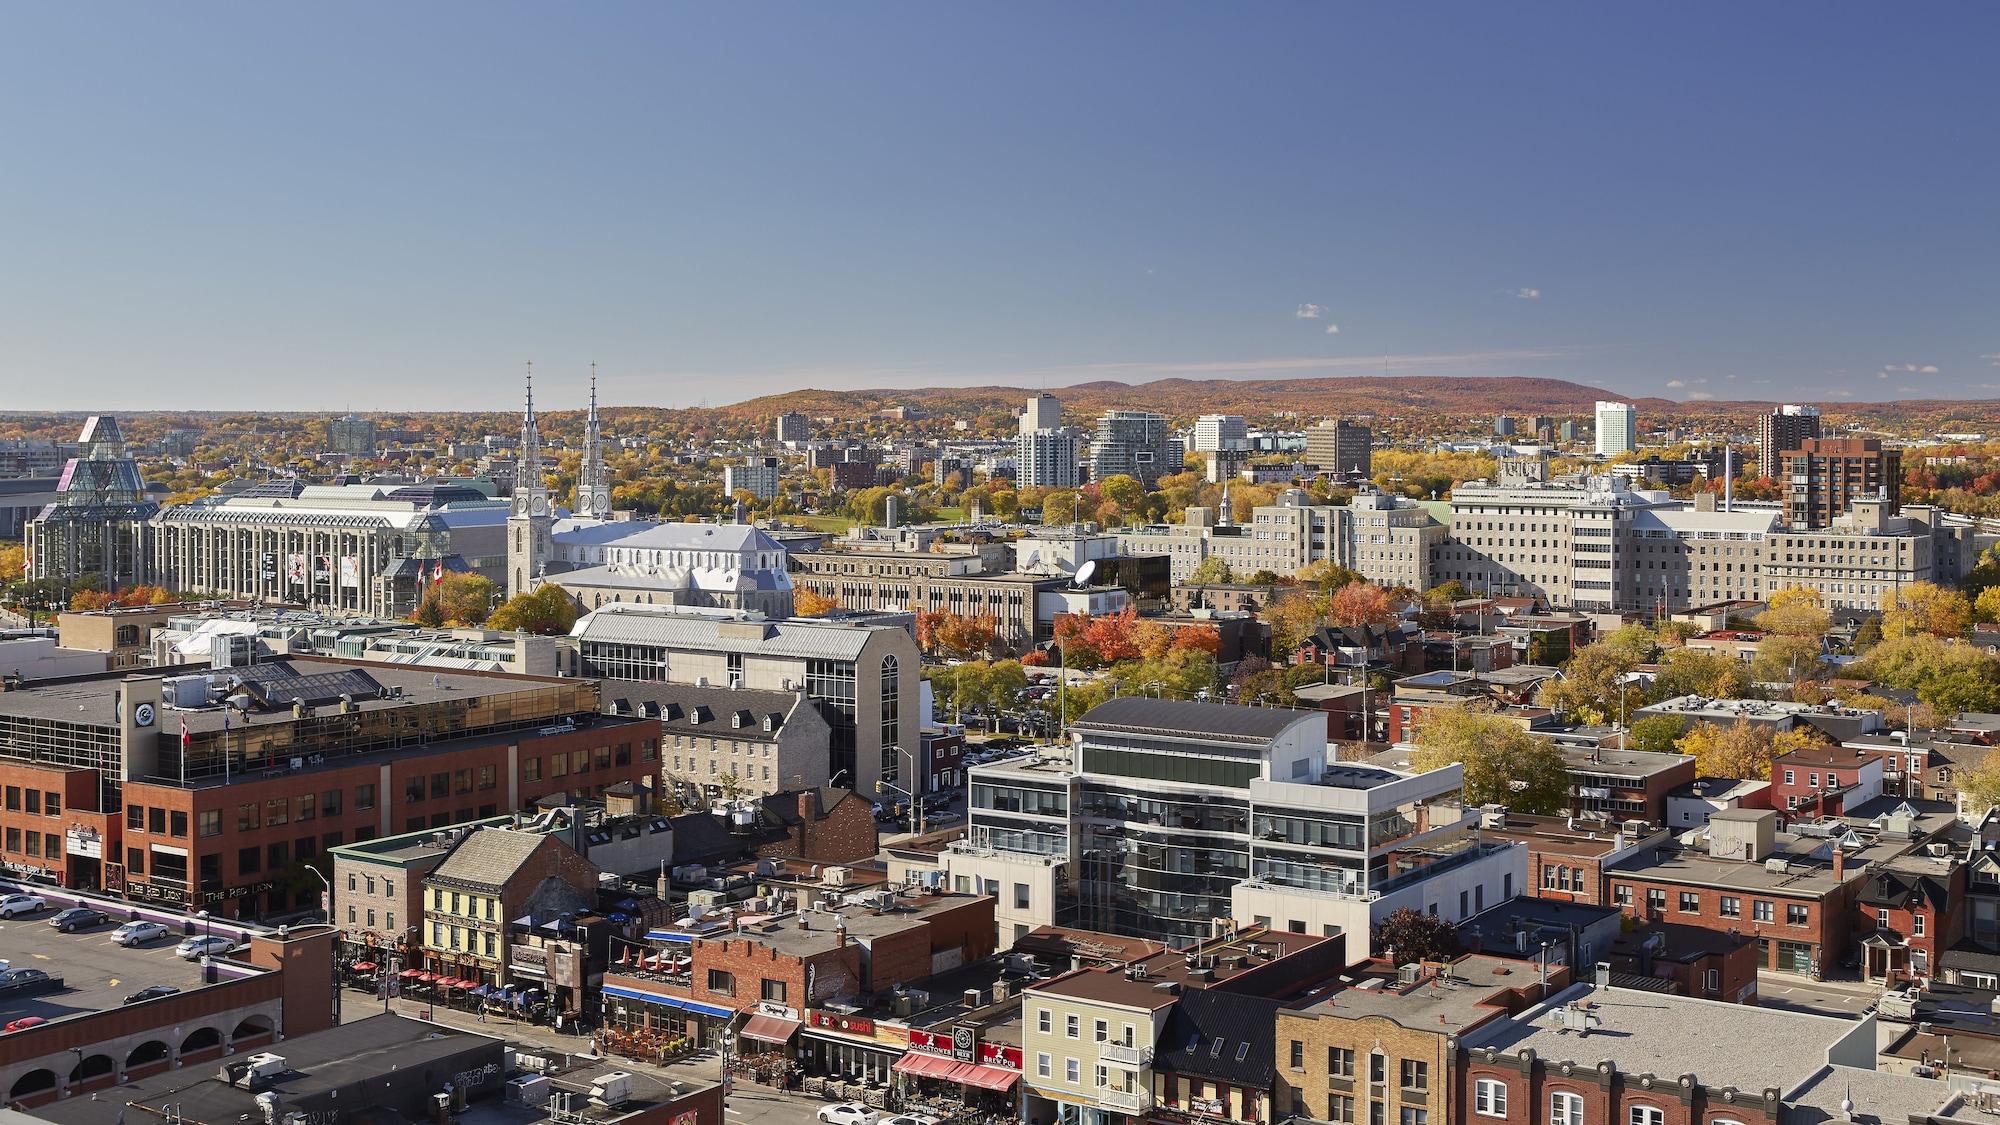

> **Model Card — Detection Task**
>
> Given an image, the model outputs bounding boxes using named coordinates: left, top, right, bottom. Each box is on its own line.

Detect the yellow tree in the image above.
left=488, top=585, right=579, bottom=635
left=1756, top=586, right=1831, bottom=637
left=0, top=543, right=23, bottom=582
left=1882, top=581, right=1973, bottom=640
left=793, top=588, right=840, bottom=617
left=1976, top=586, right=2000, bottom=624
left=1407, top=709, right=1572, bottom=814
left=1262, top=590, right=1328, bottom=662
left=1959, top=753, right=2000, bottom=816
left=1675, top=719, right=1778, bottom=780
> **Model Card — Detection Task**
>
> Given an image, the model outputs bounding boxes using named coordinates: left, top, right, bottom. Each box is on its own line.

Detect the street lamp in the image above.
left=719, top=1030, right=737, bottom=1101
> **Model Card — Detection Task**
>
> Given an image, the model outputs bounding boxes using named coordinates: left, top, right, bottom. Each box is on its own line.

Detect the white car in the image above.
left=883, top=1116, right=941, bottom=1125
left=0, top=894, right=46, bottom=919
left=175, top=934, right=237, bottom=960
left=113, top=921, right=170, bottom=947
left=816, top=1104, right=879, bottom=1125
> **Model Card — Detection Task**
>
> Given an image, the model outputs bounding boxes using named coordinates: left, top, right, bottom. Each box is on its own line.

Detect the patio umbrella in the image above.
left=352, top=961, right=377, bottom=972
left=470, top=984, right=491, bottom=999
left=400, top=968, right=424, bottom=979
left=618, top=948, right=631, bottom=966
left=454, top=978, right=477, bottom=990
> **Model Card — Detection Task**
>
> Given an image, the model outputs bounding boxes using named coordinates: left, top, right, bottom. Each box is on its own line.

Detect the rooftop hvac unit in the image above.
left=824, top=867, right=852, bottom=887
left=588, top=1072, right=634, bottom=1107
left=506, top=1075, right=551, bottom=1108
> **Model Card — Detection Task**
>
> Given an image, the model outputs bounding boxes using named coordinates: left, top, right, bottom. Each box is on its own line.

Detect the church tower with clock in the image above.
left=507, top=364, right=554, bottom=599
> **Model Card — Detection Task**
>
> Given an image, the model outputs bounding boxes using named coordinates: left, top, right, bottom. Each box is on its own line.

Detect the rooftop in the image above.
left=1284, top=954, right=1540, bottom=1034
left=1461, top=982, right=1870, bottom=1095
left=570, top=604, right=890, bottom=661
left=1070, top=698, right=1313, bottom=744
left=664, top=890, right=984, bottom=960
left=0, top=904, right=248, bottom=1028
left=1780, top=1063, right=1963, bottom=1125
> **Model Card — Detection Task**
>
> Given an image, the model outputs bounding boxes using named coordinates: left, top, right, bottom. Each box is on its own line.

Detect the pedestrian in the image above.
left=477, top=1007, right=486, bottom=1024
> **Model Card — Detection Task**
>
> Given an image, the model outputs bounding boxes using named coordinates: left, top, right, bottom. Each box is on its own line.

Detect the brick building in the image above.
left=0, top=657, right=658, bottom=920
left=1452, top=980, right=1960, bottom=1124
left=1855, top=850, right=1966, bottom=984
left=1602, top=920, right=1761, bottom=1004
left=420, top=826, right=602, bottom=991
left=1781, top=436, right=1901, bottom=528
left=1480, top=814, right=1669, bottom=908
left=328, top=814, right=513, bottom=957
left=667, top=788, right=879, bottom=869
left=1768, top=744, right=1883, bottom=816
left=602, top=886, right=994, bottom=1055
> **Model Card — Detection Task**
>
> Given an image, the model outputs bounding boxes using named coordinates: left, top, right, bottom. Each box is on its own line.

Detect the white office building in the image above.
left=1595, top=401, right=1637, bottom=457
left=1191, top=414, right=1248, bottom=453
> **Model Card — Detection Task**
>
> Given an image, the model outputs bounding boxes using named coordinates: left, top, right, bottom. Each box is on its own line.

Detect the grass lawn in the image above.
left=789, top=514, right=857, bottom=533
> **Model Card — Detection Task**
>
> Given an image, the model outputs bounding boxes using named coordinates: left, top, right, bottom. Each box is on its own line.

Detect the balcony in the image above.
left=1097, top=1087, right=1151, bottom=1113
left=1101, top=1042, right=1153, bottom=1067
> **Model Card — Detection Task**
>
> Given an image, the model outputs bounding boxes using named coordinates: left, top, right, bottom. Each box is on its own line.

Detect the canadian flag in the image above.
left=433, top=561, right=447, bottom=586
left=179, top=715, right=190, bottom=751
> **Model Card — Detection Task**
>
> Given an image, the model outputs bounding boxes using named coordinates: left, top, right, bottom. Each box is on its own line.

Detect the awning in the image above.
left=453, top=978, right=478, bottom=989
left=602, top=984, right=735, bottom=1020
left=351, top=961, right=377, bottom=972
left=400, top=968, right=424, bottom=979
left=740, top=1014, right=802, bottom=1044
left=959, top=1064, right=1020, bottom=1092
left=644, top=929, right=695, bottom=943
left=893, top=1053, right=963, bottom=1080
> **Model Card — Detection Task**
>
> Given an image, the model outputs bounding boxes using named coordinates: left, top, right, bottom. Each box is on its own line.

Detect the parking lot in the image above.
left=0, top=907, right=221, bottom=1025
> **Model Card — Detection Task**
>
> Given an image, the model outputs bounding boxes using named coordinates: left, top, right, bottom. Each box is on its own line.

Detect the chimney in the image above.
left=1834, top=844, right=1846, bottom=881
left=799, top=790, right=820, bottom=822
left=835, top=916, right=848, bottom=948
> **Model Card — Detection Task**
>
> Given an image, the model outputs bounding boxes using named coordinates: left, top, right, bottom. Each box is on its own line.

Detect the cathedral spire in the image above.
left=517, top=361, right=545, bottom=496
left=578, top=361, right=613, bottom=519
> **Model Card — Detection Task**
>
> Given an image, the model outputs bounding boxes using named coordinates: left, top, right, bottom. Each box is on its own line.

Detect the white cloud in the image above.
left=1324, top=324, right=1340, bottom=335
left=1982, top=353, right=2000, bottom=367
left=1898, top=385, right=1919, bottom=393
left=1295, top=303, right=1324, bottom=320
left=1665, top=379, right=1686, bottom=388
left=1921, top=365, right=1940, bottom=374
left=1694, top=378, right=1709, bottom=384
left=1514, top=288, right=1541, bottom=300
left=1827, top=389, right=1855, bottom=398
left=1688, top=391, right=1716, bottom=400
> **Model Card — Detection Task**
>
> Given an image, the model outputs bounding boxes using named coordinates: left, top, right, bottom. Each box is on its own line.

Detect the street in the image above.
left=1754, top=971, right=1881, bottom=1020
left=342, top=991, right=828, bottom=1125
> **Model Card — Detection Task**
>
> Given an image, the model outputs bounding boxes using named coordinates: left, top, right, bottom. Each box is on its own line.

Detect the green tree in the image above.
left=1628, top=714, right=1688, bottom=755
left=1097, top=474, right=1145, bottom=515
left=488, top=584, right=579, bottom=635
left=1675, top=719, right=1778, bottom=780
left=1407, top=710, right=1572, bottom=814
left=1187, top=556, right=1235, bottom=585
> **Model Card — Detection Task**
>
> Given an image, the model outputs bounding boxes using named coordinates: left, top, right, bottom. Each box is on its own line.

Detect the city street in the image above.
left=1755, top=971, right=1882, bottom=1021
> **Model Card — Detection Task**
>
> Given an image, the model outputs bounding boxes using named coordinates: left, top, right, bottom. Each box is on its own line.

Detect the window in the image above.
left=298, top=794, right=316, bottom=821
left=348, top=873, right=357, bottom=891
left=761, top=979, right=787, bottom=1002
left=1399, top=1059, right=1428, bottom=1091
left=266, top=798, right=288, bottom=826
left=45, top=792, right=59, bottom=817
left=1066, top=1014, right=1079, bottom=1038
left=1705, top=968, right=1721, bottom=992
left=479, top=765, right=496, bottom=791
left=238, top=846, right=260, bottom=874
left=1036, top=1053, right=1051, bottom=1079
left=1473, top=1079, right=1507, bottom=1116
left=1326, top=1095, right=1354, bottom=1124
left=1369, top=1053, right=1385, bottom=1084
left=1289, top=1041, right=1304, bottom=1069
left=144, top=805, right=162, bottom=832
left=1014, top=883, right=1030, bottom=909
left=357, top=783, right=375, bottom=810
left=1679, top=891, right=1699, bottom=913
left=1093, top=1019, right=1107, bottom=1043
left=1550, top=1093, right=1584, bottom=1125
left=1065, top=1058, right=1080, bottom=1083
left=323, top=789, right=342, bottom=816
left=1788, top=904, right=1810, bottom=926
left=405, top=778, right=424, bottom=805
left=523, top=758, right=541, bottom=782
left=126, top=804, right=142, bottom=829
left=1328, top=1046, right=1354, bottom=1077
left=430, top=772, right=449, bottom=799
left=1630, top=1107, right=1664, bottom=1125
left=1915, top=912, right=1927, bottom=936
left=199, top=810, right=221, bottom=837
left=1754, top=900, right=1774, bottom=923
left=1719, top=895, right=1741, bottom=918
left=1038, top=1009, right=1051, bottom=1034
left=1399, top=1111, right=1427, bottom=1125
left=1615, top=885, right=1633, bottom=907
left=1646, top=888, right=1666, bottom=913
left=707, top=969, right=735, bottom=995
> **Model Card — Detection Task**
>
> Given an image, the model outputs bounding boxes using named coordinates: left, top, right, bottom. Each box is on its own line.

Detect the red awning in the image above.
left=958, top=1064, right=1020, bottom=1092
left=453, top=978, right=478, bottom=990
left=351, top=962, right=377, bottom=972
left=740, top=1014, right=802, bottom=1044
left=400, top=968, right=424, bottom=979
left=416, top=972, right=438, bottom=983
left=892, top=1053, right=962, bottom=1080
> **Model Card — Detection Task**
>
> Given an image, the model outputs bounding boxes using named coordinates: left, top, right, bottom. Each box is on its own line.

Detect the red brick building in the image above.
left=0, top=659, right=658, bottom=920
left=602, top=888, right=995, bottom=1053
left=1481, top=814, right=1668, bottom=908
left=1769, top=745, right=1883, bottom=817
left=1603, top=921, right=1761, bottom=1004
left=1854, top=852, right=1965, bottom=984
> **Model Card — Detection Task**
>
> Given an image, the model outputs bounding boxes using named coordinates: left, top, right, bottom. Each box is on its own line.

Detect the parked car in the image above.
left=0, top=968, right=53, bottom=993
left=123, top=984, right=181, bottom=1004
left=816, top=1104, right=879, bottom=1125
left=49, top=907, right=109, bottom=932
left=882, top=1116, right=941, bottom=1125
left=113, top=921, right=170, bottom=947
left=175, top=934, right=238, bottom=960
left=0, top=894, right=47, bottom=919
left=2, top=1017, right=46, bottom=1034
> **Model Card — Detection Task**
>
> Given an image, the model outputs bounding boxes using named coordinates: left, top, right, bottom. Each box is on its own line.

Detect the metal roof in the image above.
left=572, top=605, right=878, bottom=660
left=1070, top=697, right=1312, bottom=743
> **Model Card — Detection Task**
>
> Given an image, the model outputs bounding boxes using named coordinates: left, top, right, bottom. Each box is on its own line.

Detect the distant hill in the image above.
left=716, top=375, right=2000, bottom=425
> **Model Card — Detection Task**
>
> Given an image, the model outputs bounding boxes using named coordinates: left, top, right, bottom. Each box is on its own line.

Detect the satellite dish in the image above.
left=1073, top=560, right=1099, bottom=588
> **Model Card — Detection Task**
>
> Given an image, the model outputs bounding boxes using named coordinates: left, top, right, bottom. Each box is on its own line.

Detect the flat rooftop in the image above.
left=1558, top=746, right=1694, bottom=779
left=1284, top=955, right=1538, bottom=1034
left=36, top=1014, right=497, bottom=1125
left=0, top=907, right=243, bottom=1027
left=679, top=891, right=982, bottom=958
left=0, top=657, right=580, bottom=734
left=1461, top=982, right=1866, bottom=1094
left=1781, top=1064, right=1963, bottom=1125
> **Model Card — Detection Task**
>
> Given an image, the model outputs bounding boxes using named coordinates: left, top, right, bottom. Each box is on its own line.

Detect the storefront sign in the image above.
left=951, top=1025, right=977, bottom=1062
left=754, top=1001, right=800, bottom=1021
left=979, top=1042, right=1022, bottom=1070
left=200, top=880, right=274, bottom=905
left=65, top=826, right=102, bottom=859
left=511, top=944, right=550, bottom=976
left=130, top=880, right=187, bottom=906
left=810, top=1011, right=874, bottom=1036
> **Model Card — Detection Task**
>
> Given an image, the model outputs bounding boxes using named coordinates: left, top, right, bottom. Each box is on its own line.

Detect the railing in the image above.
left=1100, top=1042, right=1152, bottom=1067
left=1098, top=1087, right=1150, bottom=1113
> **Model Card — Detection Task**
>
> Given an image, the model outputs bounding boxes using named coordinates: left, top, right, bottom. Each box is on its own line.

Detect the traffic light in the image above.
left=874, top=781, right=883, bottom=794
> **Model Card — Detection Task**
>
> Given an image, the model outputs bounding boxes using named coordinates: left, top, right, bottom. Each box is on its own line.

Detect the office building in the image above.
left=0, top=657, right=657, bottom=920
left=1782, top=436, right=1902, bottom=528
left=1017, top=394, right=1083, bottom=491
left=1433, top=457, right=1665, bottom=613
left=1763, top=498, right=1969, bottom=609
left=948, top=698, right=1522, bottom=951
left=1302, top=419, right=1372, bottom=479
left=1594, top=400, right=1636, bottom=456
left=1493, top=415, right=1516, bottom=437
left=1191, top=414, right=1248, bottom=453
left=26, top=415, right=158, bottom=587
left=1115, top=487, right=1443, bottom=587
left=1090, top=411, right=1175, bottom=488
left=775, top=411, right=811, bottom=444
left=568, top=603, right=920, bottom=800
left=326, top=413, right=376, bottom=456
left=1758, top=404, right=1822, bottom=478
left=788, top=549, right=1057, bottom=652
left=723, top=456, right=782, bottom=502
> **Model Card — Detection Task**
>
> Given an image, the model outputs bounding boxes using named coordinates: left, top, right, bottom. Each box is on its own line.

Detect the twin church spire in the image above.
left=512, top=362, right=612, bottom=520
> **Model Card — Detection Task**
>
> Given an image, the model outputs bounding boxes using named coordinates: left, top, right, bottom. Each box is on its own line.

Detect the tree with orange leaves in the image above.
left=1327, top=580, right=1395, bottom=628
left=793, top=588, right=840, bottom=617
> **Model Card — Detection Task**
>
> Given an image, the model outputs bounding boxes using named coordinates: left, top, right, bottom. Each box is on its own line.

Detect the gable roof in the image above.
left=427, top=828, right=553, bottom=891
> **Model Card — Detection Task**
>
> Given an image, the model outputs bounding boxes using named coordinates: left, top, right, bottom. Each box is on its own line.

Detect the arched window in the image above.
left=880, top=655, right=900, bottom=781
left=1472, top=1078, right=1508, bottom=1117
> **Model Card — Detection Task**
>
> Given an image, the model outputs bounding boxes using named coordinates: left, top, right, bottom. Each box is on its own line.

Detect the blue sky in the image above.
left=2, top=3, right=1996, bottom=411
